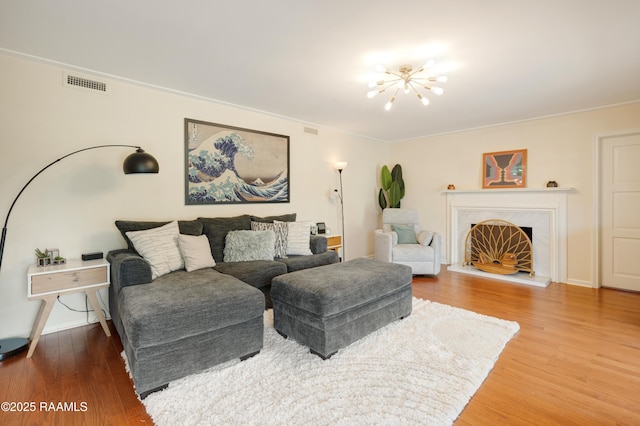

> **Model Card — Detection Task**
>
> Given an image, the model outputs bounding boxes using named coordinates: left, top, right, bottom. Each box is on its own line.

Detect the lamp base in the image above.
left=0, top=337, right=29, bottom=361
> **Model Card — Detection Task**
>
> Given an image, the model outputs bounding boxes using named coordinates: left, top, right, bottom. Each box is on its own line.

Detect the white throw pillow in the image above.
left=126, top=221, right=184, bottom=279
left=178, top=234, right=216, bottom=272
left=418, top=231, right=434, bottom=246
left=279, top=220, right=313, bottom=256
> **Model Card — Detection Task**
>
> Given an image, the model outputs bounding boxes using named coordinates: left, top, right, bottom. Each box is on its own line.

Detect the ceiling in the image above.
left=1, top=0, right=639, bottom=142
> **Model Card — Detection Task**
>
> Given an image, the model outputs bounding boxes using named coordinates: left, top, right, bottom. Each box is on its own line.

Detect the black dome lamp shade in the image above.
left=0, top=144, right=159, bottom=361
left=123, top=148, right=160, bottom=174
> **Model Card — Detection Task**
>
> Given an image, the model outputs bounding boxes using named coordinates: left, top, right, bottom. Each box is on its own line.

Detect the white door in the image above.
left=600, top=130, right=640, bottom=291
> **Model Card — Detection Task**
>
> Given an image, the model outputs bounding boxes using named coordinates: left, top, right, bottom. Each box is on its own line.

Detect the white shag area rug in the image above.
left=138, top=298, right=519, bottom=426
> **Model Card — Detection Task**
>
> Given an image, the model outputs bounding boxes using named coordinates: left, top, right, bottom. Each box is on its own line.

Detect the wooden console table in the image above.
left=325, top=235, right=343, bottom=260
left=27, top=259, right=111, bottom=358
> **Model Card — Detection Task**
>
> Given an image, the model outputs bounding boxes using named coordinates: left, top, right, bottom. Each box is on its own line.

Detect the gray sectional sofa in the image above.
left=107, top=213, right=338, bottom=397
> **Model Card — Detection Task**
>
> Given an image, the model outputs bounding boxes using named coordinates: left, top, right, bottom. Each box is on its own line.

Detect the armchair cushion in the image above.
left=418, top=231, right=434, bottom=246
left=392, top=224, right=418, bottom=244
left=393, top=244, right=435, bottom=262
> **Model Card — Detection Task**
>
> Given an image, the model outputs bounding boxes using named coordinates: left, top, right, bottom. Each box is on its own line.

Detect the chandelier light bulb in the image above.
left=374, top=64, right=387, bottom=73
left=429, top=75, right=448, bottom=83
left=431, top=86, right=444, bottom=96
left=418, top=94, right=430, bottom=106
left=367, top=90, right=379, bottom=99
left=385, top=96, right=396, bottom=111
left=423, top=59, right=435, bottom=68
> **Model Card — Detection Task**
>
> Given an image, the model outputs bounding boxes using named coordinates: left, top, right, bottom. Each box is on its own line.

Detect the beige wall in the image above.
left=2, top=50, right=638, bottom=341
left=0, top=53, right=388, bottom=339
left=389, top=102, right=640, bottom=287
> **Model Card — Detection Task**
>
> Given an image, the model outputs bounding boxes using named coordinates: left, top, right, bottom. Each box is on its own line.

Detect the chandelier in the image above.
left=367, top=60, right=448, bottom=111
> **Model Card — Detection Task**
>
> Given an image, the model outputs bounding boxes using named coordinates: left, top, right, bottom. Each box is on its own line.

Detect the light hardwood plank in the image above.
left=0, top=268, right=638, bottom=425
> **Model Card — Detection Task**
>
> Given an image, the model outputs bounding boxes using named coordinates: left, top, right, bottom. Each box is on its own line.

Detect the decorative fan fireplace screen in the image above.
left=464, top=219, right=534, bottom=276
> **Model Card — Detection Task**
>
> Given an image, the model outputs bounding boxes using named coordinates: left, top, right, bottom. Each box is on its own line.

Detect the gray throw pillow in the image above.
left=223, top=230, right=276, bottom=262
left=198, top=215, right=252, bottom=263
left=250, top=213, right=296, bottom=223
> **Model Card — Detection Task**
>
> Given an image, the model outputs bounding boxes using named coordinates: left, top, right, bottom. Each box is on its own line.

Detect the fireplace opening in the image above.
left=464, top=219, right=534, bottom=276
left=472, top=224, right=532, bottom=243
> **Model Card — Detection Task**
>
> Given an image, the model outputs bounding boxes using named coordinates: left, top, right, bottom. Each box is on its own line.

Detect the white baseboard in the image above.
left=42, top=313, right=112, bottom=336
left=565, top=278, right=596, bottom=288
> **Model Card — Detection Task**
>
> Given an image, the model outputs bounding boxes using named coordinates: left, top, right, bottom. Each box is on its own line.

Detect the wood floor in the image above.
left=1, top=268, right=639, bottom=425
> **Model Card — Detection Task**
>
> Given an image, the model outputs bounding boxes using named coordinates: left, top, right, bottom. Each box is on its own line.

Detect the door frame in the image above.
left=593, top=128, right=640, bottom=288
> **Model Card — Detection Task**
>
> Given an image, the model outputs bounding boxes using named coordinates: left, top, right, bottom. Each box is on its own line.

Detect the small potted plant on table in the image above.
left=35, top=248, right=52, bottom=267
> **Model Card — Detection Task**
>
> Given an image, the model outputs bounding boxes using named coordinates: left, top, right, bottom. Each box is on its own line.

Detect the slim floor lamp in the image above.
left=0, top=144, right=159, bottom=361
left=334, top=162, right=347, bottom=261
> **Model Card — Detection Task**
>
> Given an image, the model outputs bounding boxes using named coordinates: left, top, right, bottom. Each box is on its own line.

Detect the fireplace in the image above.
left=466, top=220, right=533, bottom=276
left=444, top=188, right=571, bottom=286
left=472, top=224, right=532, bottom=242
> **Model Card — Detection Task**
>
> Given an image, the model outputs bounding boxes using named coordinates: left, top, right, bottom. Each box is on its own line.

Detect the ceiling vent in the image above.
left=303, top=126, right=318, bottom=135
left=63, top=72, right=110, bottom=94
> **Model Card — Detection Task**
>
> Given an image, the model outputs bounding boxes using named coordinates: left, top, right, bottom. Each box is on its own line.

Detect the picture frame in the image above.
left=482, top=149, right=527, bottom=189
left=184, top=118, right=290, bottom=204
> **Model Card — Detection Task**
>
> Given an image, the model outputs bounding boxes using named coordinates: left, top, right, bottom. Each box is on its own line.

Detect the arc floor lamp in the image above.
left=0, top=144, right=159, bottom=361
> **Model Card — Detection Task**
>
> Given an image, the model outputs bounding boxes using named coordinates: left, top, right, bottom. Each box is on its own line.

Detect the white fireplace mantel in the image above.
left=444, top=188, right=573, bottom=286
left=442, top=188, right=573, bottom=195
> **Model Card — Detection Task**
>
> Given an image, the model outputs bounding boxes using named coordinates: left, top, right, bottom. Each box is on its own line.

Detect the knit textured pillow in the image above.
left=223, top=230, right=276, bottom=262
left=251, top=221, right=289, bottom=258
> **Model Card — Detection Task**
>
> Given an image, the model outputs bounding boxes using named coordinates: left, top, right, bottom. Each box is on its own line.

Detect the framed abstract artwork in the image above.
left=184, top=118, right=290, bottom=204
left=482, top=149, right=527, bottom=189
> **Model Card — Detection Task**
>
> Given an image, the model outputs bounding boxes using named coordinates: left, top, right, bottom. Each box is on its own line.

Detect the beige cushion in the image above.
left=393, top=244, right=435, bottom=262
left=178, top=234, right=216, bottom=272
left=126, top=221, right=184, bottom=279
left=418, top=231, right=434, bottom=246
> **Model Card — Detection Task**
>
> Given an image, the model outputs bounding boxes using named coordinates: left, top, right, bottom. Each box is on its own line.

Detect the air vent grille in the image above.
left=64, top=72, right=109, bottom=93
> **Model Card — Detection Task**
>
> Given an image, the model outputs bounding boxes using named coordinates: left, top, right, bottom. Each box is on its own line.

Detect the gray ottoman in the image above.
left=271, top=258, right=413, bottom=359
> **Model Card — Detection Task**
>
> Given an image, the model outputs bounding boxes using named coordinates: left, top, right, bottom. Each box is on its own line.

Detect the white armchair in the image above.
left=374, top=208, right=441, bottom=275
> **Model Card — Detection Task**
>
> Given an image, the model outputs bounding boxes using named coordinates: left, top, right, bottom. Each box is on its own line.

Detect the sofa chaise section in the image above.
left=108, top=253, right=264, bottom=397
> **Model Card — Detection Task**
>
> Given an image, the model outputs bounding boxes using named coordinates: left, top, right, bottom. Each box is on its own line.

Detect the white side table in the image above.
left=27, top=259, right=111, bottom=358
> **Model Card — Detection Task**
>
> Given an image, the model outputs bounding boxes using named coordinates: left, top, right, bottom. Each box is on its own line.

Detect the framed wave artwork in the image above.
left=184, top=118, right=290, bottom=204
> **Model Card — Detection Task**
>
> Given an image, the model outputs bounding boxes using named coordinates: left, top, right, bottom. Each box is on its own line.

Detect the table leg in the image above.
left=27, top=295, right=57, bottom=358
left=85, top=287, right=111, bottom=337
